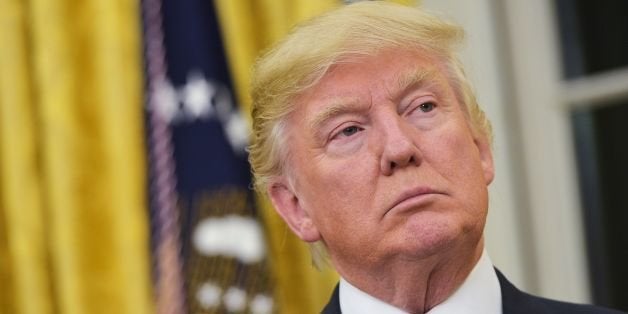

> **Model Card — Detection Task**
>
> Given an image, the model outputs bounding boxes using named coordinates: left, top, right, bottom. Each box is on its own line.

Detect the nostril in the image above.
left=390, top=161, right=397, bottom=170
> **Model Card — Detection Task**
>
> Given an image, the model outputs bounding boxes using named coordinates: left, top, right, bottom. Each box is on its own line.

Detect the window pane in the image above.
left=556, top=0, right=628, bottom=79
left=571, top=101, right=628, bottom=310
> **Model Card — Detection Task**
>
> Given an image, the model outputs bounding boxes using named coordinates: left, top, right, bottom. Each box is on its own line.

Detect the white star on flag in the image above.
left=181, top=71, right=214, bottom=119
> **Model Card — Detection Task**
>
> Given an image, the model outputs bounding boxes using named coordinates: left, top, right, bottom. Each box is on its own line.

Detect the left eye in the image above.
left=341, top=126, right=362, bottom=137
left=418, top=102, right=436, bottom=112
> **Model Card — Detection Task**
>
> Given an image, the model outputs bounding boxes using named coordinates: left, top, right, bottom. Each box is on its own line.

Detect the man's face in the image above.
left=269, top=49, right=494, bottom=274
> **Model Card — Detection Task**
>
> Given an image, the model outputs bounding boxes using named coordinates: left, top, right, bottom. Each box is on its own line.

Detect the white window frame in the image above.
left=503, top=0, right=628, bottom=302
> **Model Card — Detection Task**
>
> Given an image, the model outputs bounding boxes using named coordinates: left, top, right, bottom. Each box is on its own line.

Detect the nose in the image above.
left=379, top=118, right=422, bottom=176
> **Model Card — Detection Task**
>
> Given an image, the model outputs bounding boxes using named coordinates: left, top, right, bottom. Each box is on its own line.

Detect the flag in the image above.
left=142, top=0, right=275, bottom=313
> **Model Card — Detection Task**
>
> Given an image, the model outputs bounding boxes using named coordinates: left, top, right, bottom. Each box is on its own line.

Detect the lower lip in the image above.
left=388, top=193, right=440, bottom=215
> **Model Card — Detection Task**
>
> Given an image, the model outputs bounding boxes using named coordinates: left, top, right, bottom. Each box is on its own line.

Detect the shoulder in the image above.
left=496, top=269, right=625, bottom=314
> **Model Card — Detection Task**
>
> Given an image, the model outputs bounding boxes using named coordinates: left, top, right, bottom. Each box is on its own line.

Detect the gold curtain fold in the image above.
left=0, top=0, right=153, bottom=313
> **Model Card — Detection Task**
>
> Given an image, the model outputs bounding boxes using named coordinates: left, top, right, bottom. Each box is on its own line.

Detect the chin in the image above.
left=397, top=214, right=473, bottom=259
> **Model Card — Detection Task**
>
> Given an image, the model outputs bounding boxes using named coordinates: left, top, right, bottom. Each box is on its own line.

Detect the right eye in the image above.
left=340, top=126, right=363, bottom=137
left=418, top=101, right=436, bottom=113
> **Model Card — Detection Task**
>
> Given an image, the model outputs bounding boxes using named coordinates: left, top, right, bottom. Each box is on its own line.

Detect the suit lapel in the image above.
left=321, top=284, right=341, bottom=314
left=496, top=268, right=546, bottom=314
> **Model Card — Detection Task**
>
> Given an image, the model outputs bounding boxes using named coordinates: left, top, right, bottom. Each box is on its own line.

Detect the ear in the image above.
left=267, top=179, right=321, bottom=242
left=474, top=136, right=494, bottom=185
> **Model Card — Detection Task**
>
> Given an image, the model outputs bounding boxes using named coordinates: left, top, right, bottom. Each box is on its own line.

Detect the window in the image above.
left=556, top=0, right=628, bottom=309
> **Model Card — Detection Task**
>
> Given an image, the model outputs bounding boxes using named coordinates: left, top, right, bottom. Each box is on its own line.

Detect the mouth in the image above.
left=386, top=187, right=444, bottom=216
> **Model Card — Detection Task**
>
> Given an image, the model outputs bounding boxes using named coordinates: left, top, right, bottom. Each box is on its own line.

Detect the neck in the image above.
left=334, top=238, right=484, bottom=314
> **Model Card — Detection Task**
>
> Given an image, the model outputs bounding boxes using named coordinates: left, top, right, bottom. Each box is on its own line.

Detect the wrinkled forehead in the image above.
left=307, top=48, right=435, bottom=90
left=292, top=49, right=454, bottom=113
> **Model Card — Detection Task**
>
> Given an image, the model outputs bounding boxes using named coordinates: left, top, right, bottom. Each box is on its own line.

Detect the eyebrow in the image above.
left=394, top=68, right=439, bottom=96
left=308, top=99, right=367, bottom=137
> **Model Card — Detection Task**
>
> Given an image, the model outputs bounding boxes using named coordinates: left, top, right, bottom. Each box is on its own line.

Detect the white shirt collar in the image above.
left=339, top=250, right=502, bottom=314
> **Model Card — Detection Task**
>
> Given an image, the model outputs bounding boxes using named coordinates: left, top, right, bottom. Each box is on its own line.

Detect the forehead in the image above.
left=291, top=49, right=453, bottom=120
left=298, top=49, right=448, bottom=102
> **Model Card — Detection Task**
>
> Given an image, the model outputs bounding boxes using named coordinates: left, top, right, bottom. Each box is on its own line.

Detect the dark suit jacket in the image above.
left=321, top=269, right=625, bottom=314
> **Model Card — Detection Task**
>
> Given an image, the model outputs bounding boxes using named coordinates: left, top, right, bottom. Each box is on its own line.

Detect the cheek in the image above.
left=307, top=161, right=374, bottom=206
left=424, top=124, right=490, bottom=216
left=428, top=125, right=483, bottom=176
left=439, top=127, right=490, bottom=211
left=297, top=156, right=378, bottom=223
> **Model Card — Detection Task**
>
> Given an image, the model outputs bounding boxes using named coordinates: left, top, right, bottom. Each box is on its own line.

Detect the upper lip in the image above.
left=387, top=186, right=443, bottom=215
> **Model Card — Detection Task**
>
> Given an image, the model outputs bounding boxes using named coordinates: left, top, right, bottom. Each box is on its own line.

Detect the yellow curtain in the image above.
left=215, top=1, right=416, bottom=313
left=0, top=0, right=153, bottom=313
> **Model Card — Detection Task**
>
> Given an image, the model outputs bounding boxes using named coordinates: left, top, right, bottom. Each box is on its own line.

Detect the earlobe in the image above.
left=267, top=180, right=321, bottom=242
left=475, top=137, right=495, bottom=185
